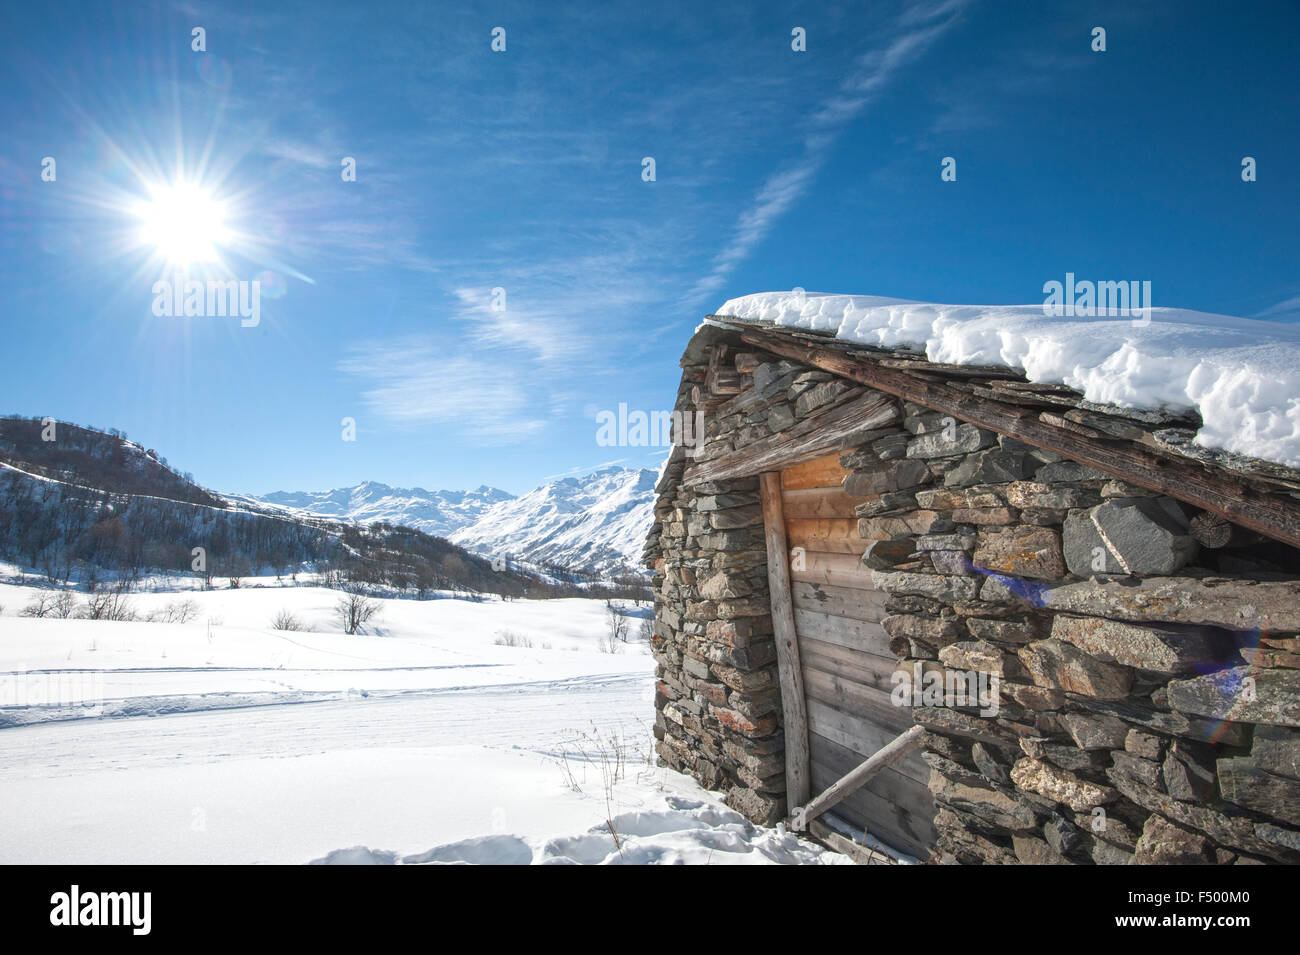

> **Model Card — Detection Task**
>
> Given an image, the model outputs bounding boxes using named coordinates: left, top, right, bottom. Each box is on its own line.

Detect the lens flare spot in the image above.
left=196, top=55, right=233, bottom=90
left=255, top=269, right=287, bottom=299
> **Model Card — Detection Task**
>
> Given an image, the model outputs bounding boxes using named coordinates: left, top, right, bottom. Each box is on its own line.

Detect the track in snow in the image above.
left=0, top=672, right=653, bottom=779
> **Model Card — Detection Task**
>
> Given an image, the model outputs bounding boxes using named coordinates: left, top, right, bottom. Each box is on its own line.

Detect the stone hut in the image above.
left=644, top=311, right=1300, bottom=864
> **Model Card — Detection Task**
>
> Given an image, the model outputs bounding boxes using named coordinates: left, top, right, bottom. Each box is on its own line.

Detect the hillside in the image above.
left=0, top=416, right=218, bottom=506
left=0, top=416, right=538, bottom=597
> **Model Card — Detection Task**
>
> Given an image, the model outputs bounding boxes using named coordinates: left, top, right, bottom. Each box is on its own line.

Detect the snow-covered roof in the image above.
left=715, top=292, right=1300, bottom=470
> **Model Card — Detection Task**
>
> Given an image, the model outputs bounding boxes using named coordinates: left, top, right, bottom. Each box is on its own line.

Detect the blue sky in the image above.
left=1, top=0, right=1297, bottom=496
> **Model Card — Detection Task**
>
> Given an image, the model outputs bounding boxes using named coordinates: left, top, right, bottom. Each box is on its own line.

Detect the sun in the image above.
left=132, top=180, right=232, bottom=266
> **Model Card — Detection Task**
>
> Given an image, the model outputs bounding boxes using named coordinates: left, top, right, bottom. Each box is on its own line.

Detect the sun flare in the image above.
left=133, top=181, right=232, bottom=266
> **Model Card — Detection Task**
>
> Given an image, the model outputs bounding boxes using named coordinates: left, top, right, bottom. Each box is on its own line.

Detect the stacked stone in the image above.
left=844, top=401, right=1300, bottom=864
left=651, top=473, right=785, bottom=823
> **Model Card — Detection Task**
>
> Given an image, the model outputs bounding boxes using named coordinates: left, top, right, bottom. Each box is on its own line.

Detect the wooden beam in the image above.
left=685, top=388, right=898, bottom=486
left=779, top=451, right=851, bottom=490
left=1189, top=511, right=1264, bottom=549
left=807, top=815, right=896, bottom=865
left=799, top=724, right=926, bottom=827
left=740, top=329, right=1300, bottom=549
left=758, top=471, right=811, bottom=813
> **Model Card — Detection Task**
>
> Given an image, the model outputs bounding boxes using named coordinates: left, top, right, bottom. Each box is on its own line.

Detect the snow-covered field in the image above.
left=0, top=569, right=846, bottom=865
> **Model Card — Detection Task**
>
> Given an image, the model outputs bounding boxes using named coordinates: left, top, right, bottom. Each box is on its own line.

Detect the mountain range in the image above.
left=246, top=466, right=657, bottom=575
left=250, top=483, right=514, bottom=538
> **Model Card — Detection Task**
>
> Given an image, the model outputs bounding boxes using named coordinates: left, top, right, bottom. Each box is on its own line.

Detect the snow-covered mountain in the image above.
left=247, top=467, right=657, bottom=575
left=249, top=482, right=514, bottom=538
left=450, top=466, right=657, bottom=576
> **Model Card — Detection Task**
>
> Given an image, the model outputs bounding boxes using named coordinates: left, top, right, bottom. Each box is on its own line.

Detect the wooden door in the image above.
left=778, top=453, right=937, bottom=858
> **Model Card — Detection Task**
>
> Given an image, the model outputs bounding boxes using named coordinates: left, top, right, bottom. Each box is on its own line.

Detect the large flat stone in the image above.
left=1110, top=750, right=1164, bottom=789
left=697, top=571, right=753, bottom=600
left=1132, top=815, right=1212, bottom=864
left=855, top=491, right=920, bottom=517
left=857, top=511, right=939, bottom=538
left=916, top=486, right=1006, bottom=509
left=1252, top=724, right=1300, bottom=780
left=965, top=616, right=1042, bottom=644
left=1018, top=639, right=1134, bottom=699
left=944, top=449, right=1032, bottom=487
left=1167, top=667, right=1300, bottom=728
left=1062, top=508, right=1111, bottom=576
left=793, top=379, right=850, bottom=418
left=906, top=423, right=996, bottom=459
left=973, top=526, right=1066, bottom=581
left=1059, top=712, right=1130, bottom=750
left=1041, top=577, right=1300, bottom=632
left=934, top=808, right=1021, bottom=864
left=1013, top=834, right=1072, bottom=864
left=843, top=458, right=931, bottom=497
left=1064, top=499, right=1196, bottom=576
left=1007, top=482, right=1098, bottom=510
left=1010, top=758, right=1118, bottom=811
left=1049, top=614, right=1227, bottom=674
left=1163, top=740, right=1216, bottom=802
left=1069, top=695, right=1250, bottom=746
left=1106, top=768, right=1294, bottom=862
left=725, top=785, right=785, bottom=826
left=870, top=570, right=979, bottom=601
left=939, top=640, right=1010, bottom=676
left=929, top=771, right=1039, bottom=831
left=1217, top=756, right=1300, bottom=826
left=882, top=613, right=963, bottom=648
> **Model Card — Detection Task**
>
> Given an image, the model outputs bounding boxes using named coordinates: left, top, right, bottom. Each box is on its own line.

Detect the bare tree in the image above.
left=600, top=604, right=629, bottom=653
left=81, top=586, right=135, bottom=621
left=51, top=591, right=76, bottom=619
left=21, top=594, right=55, bottom=618
left=335, top=591, right=381, bottom=635
left=145, top=599, right=199, bottom=624
left=607, top=604, right=630, bottom=642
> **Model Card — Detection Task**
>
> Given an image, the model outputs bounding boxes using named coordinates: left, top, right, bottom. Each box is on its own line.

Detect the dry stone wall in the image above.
left=648, top=331, right=1300, bottom=863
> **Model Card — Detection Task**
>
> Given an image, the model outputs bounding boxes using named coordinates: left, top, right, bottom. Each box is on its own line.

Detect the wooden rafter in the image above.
left=735, top=327, right=1300, bottom=550
left=684, top=388, right=898, bottom=486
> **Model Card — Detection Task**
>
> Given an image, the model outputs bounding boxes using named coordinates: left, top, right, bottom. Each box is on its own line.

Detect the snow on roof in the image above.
left=715, top=292, right=1300, bottom=469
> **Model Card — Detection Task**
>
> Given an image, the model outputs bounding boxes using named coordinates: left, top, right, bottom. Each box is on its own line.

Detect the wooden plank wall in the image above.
left=781, top=453, right=938, bottom=858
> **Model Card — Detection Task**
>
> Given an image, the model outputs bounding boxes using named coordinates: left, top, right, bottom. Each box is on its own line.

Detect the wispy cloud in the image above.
left=685, top=0, right=969, bottom=307
left=449, top=286, right=603, bottom=365
left=1257, top=293, right=1300, bottom=321
left=338, top=344, right=549, bottom=443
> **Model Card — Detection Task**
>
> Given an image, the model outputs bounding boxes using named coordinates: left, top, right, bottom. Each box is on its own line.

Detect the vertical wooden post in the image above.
left=759, top=470, right=811, bottom=813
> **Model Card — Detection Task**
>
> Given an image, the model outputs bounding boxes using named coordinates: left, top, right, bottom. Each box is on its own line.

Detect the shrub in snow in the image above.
left=21, top=595, right=54, bottom=618
left=271, top=609, right=305, bottom=632
left=494, top=630, right=533, bottom=648
left=145, top=599, right=199, bottom=624
left=21, top=592, right=75, bottom=618
left=335, top=592, right=381, bottom=635
left=80, top=589, right=135, bottom=622
left=51, top=592, right=76, bottom=619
